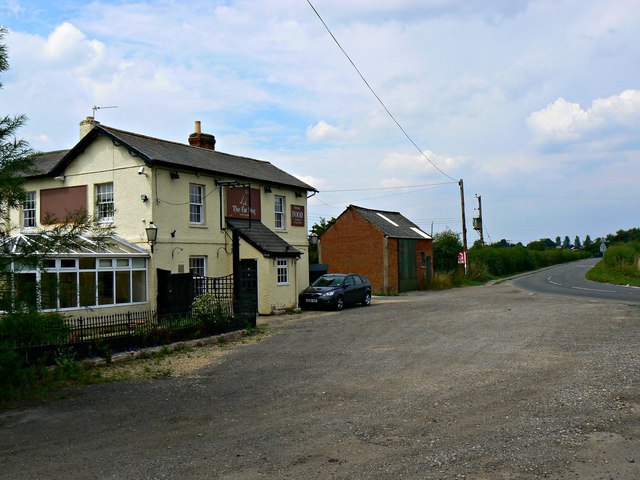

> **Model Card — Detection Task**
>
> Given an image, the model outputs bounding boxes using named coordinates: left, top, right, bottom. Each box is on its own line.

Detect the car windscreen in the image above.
left=312, top=276, right=344, bottom=287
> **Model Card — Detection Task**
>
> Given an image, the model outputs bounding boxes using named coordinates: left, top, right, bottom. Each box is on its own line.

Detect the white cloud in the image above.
left=380, top=150, right=464, bottom=178
left=306, top=120, right=354, bottom=142
left=42, top=22, right=105, bottom=69
left=527, top=89, right=640, bottom=149
left=292, top=174, right=324, bottom=190
left=4, top=0, right=640, bottom=244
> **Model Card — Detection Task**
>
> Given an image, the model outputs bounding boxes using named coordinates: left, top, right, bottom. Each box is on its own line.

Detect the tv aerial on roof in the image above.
left=92, top=105, right=118, bottom=118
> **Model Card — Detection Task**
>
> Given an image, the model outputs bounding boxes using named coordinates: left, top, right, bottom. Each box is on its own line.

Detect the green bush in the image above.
left=0, top=310, right=69, bottom=348
left=191, top=293, right=229, bottom=329
left=468, top=244, right=588, bottom=278
left=603, top=242, right=640, bottom=270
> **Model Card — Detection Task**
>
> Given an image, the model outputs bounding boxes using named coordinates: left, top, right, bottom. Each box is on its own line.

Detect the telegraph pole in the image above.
left=459, top=179, right=468, bottom=274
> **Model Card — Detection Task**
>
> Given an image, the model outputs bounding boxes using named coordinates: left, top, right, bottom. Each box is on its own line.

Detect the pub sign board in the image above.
left=226, top=187, right=261, bottom=220
left=291, top=204, right=305, bottom=227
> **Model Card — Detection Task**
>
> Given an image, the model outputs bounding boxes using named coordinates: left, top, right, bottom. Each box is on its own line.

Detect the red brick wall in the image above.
left=320, top=209, right=388, bottom=293
left=416, top=238, right=434, bottom=289
left=320, top=208, right=434, bottom=294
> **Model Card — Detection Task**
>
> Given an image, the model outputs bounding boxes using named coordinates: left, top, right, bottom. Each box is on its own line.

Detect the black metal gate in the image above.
left=238, top=259, right=258, bottom=314
left=157, top=269, right=194, bottom=315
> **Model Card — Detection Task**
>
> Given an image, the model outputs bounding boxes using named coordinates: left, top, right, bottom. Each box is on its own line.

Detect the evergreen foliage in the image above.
left=432, top=229, right=463, bottom=272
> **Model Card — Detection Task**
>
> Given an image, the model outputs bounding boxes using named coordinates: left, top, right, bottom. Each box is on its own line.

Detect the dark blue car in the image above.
left=299, top=273, right=371, bottom=311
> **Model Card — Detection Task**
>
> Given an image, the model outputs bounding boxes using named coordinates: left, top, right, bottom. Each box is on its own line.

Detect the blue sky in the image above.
left=2, top=0, right=639, bottom=244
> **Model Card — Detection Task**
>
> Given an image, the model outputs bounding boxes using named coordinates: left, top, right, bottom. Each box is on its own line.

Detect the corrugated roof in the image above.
left=28, top=125, right=317, bottom=192
left=1, top=234, right=148, bottom=257
left=226, top=218, right=301, bottom=258
left=349, top=205, right=432, bottom=240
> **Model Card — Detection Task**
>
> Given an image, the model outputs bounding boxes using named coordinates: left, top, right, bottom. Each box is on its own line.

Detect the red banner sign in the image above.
left=291, top=205, right=305, bottom=227
left=226, top=187, right=261, bottom=220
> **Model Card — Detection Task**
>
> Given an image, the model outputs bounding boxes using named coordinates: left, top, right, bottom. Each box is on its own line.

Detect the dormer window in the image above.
left=96, top=182, right=114, bottom=223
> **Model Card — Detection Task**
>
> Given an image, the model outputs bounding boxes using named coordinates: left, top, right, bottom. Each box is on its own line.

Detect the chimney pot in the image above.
left=79, top=116, right=99, bottom=139
left=188, top=121, right=216, bottom=150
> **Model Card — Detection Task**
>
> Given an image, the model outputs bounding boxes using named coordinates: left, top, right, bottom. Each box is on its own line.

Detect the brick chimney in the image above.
left=79, top=116, right=100, bottom=139
left=188, top=120, right=216, bottom=150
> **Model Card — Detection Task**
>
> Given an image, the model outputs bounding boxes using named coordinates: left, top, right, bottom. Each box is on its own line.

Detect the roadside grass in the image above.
left=586, top=259, right=640, bottom=287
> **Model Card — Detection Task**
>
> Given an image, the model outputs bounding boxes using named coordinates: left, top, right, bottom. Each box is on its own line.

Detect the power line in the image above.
left=306, top=0, right=458, bottom=183
left=320, top=181, right=455, bottom=193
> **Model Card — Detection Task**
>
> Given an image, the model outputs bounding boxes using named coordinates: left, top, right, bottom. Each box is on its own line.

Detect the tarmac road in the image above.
left=1, top=280, right=640, bottom=479
left=512, top=257, right=640, bottom=304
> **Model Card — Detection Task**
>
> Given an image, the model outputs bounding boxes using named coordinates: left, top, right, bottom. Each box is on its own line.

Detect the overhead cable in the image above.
left=306, top=0, right=458, bottom=182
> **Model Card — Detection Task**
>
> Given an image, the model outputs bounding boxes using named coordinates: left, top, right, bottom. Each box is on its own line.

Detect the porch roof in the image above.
left=226, top=219, right=301, bottom=258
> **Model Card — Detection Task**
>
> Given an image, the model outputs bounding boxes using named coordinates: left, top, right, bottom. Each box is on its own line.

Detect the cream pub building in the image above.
left=9, top=118, right=317, bottom=315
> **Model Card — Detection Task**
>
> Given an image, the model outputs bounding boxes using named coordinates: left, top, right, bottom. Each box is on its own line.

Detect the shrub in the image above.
left=604, top=243, right=640, bottom=270
left=191, top=293, right=229, bottom=330
left=0, top=310, right=69, bottom=348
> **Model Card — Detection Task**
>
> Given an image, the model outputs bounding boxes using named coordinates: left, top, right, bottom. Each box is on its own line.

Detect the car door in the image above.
left=342, top=275, right=357, bottom=305
left=351, top=274, right=366, bottom=302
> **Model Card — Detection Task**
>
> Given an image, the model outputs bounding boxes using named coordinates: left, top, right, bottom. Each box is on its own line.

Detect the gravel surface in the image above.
left=1, top=281, right=639, bottom=479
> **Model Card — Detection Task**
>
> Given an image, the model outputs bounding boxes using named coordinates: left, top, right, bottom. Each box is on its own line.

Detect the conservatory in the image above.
left=1, top=234, right=149, bottom=312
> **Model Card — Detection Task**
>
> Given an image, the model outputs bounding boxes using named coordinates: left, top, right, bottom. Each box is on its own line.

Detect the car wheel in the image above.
left=335, top=296, right=344, bottom=311
left=361, top=291, right=371, bottom=306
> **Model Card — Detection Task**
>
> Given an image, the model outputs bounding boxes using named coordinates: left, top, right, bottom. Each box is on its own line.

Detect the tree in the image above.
left=432, top=229, right=463, bottom=272
left=584, top=235, right=592, bottom=248
left=555, top=236, right=561, bottom=248
left=527, top=238, right=556, bottom=251
left=0, top=27, right=114, bottom=310
left=309, top=217, right=336, bottom=264
left=0, top=27, right=35, bottom=224
left=562, top=236, right=571, bottom=250
left=574, top=236, right=582, bottom=249
left=607, top=228, right=640, bottom=245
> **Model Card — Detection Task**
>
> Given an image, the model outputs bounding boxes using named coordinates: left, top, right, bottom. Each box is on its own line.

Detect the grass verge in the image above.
left=585, top=259, right=640, bottom=287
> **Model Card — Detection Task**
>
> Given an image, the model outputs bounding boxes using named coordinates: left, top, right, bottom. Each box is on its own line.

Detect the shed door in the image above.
left=398, top=239, right=417, bottom=292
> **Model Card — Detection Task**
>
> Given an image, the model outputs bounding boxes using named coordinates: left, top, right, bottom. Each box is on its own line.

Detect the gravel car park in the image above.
left=2, top=279, right=639, bottom=479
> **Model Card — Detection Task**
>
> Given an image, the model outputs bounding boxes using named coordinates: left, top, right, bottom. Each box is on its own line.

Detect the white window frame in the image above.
left=7, top=256, right=148, bottom=311
left=276, top=258, right=289, bottom=285
left=189, top=256, right=207, bottom=278
left=96, top=183, right=114, bottom=223
left=190, top=184, right=204, bottom=225
left=23, top=191, right=37, bottom=229
left=189, top=256, right=207, bottom=295
left=274, top=195, right=285, bottom=229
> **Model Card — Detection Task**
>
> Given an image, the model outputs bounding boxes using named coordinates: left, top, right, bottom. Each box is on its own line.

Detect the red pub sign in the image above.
left=291, top=204, right=305, bottom=227
left=226, top=187, right=261, bottom=220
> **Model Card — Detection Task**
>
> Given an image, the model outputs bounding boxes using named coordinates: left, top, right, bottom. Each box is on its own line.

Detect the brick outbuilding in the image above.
left=319, top=205, right=433, bottom=295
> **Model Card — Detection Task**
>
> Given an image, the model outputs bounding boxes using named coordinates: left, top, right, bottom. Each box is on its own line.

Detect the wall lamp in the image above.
left=141, top=194, right=149, bottom=202
left=309, top=233, right=319, bottom=246
left=295, top=191, right=303, bottom=198
left=264, top=186, right=272, bottom=193
left=138, top=167, right=146, bottom=175
left=170, top=171, right=180, bottom=180
left=145, top=222, right=158, bottom=253
left=54, top=175, right=65, bottom=182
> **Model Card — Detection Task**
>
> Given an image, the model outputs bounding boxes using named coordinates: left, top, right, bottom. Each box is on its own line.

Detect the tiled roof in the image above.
left=29, top=125, right=316, bottom=192
left=349, top=205, right=431, bottom=240
left=29, top=149, right=70, bottom=177
left=226, top=218, right=301, bottom=258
